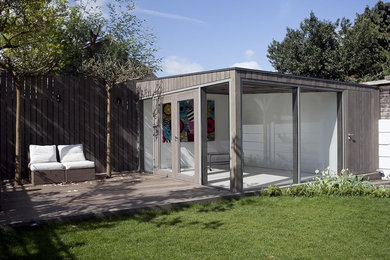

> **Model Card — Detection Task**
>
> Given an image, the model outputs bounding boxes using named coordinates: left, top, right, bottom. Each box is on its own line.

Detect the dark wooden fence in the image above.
left=0, top=73, right=139, bottom=181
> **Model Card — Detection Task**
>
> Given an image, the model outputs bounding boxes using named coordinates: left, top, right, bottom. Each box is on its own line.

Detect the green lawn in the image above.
left=1, top=196, right=389, bottom=259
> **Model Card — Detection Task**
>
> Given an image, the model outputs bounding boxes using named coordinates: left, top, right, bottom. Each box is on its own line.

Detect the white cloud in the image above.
left=163, top=56, right=204, bottom=75
left=135, top=8, right=206, bottom=24
left=245, top=49, right=255, bottom=60
left=232, top=61, right=261, bottom=70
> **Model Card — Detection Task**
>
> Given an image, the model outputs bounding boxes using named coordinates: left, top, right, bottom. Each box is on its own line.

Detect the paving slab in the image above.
left=0, top=173, right=232, bottom=227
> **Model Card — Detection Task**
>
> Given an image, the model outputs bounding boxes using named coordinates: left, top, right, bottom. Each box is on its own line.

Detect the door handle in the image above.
left=175, top=136, right=179, bottom=141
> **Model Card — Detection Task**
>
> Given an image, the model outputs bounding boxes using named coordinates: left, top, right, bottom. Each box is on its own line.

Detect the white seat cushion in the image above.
left=29, top=162, right=64, bottom=171
left=61, top=160, right=95, bottom=170
left=29, top=145, right=57, bottom=167
left=58, top=144, right=86, bottom=162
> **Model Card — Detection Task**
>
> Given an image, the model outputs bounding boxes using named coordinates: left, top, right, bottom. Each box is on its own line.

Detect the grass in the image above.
left=1, top=196, right=389, bottom=259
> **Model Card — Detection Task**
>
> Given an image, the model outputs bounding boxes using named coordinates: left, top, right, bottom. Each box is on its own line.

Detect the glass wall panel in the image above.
left=178, top=99, right=195, bottom=176
left=143, top=99, right=153, bottom=172
left=205, top=93, right=230, bottom=189
left=300, top=91, right=338, bottom=180
left=242, top=90, right=293, bottom=190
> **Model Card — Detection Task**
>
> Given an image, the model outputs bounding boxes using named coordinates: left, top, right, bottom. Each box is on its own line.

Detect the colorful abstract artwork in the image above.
left=162, top=103, right=171, bottom=143
left=207, top=100, right=215, bottom=141
left=179, top=99, right=194, bottom=142
left=161, top=99, right=215, bottom=143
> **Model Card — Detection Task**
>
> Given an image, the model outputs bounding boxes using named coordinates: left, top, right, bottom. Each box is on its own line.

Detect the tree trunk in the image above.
left=106, top=86, right=112, bottom=178
left=14, top=80, right=22, bottom=184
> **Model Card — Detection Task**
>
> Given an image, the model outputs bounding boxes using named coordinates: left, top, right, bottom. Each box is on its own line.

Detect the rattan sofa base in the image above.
left=31, top=170, right=66, bottom=185
left=65, top=168, right=95, bottom=183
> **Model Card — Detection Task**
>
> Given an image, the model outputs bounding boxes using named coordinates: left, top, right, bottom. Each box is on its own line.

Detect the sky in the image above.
left=84, top=0, right=381, bottom=77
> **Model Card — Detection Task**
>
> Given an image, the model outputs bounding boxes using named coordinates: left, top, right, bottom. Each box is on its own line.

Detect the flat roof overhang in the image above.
left=136, top=67, right=378, bottom=99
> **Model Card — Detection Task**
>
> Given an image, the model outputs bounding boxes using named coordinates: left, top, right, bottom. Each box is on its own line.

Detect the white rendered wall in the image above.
left=300, top=92, right=337, bottom=173
left=378, top=120, right=390, bottom=179
left=143, top=99, right=153, bottom=172
left=242, top=93, right=293, bottom=170
left=206, top=94, right=230, bottom=160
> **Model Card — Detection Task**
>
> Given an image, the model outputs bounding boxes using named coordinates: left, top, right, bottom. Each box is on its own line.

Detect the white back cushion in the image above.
left=58, top=144, right=86, bottom=162
left=29, top=145, right=57, bottom=165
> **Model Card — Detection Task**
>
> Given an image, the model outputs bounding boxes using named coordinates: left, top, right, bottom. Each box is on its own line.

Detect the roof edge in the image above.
left=137, top=67, right=378, bottom=89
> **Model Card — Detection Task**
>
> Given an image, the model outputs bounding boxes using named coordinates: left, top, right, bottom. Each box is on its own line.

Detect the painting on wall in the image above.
left=162, top=100, right=215, bottom=143
left=179, top=99, right=194, bottom=142
left=162, top=103, right=171, bottom=143
left=207, top=100, right=215, bottom=141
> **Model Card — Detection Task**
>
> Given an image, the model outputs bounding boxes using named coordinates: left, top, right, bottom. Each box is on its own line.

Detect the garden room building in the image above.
left=137, top=68, right=379, bottom=192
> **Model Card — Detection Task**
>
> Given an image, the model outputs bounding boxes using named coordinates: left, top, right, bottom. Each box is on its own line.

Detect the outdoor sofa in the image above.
left=29, top=144, right=95, bottom=185
left=57, top=144, right=95, bottom=183
left=29, top=145, right=65, bottom=185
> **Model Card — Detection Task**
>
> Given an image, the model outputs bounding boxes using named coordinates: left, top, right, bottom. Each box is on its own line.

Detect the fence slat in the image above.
left=46, top=76, right=54, bottom=145
left=98, top=85, right=105, bottom=172
left=69, top=77, right=75, bottom=144
left=6, top=74, right=15, bottom=179
left=42, top=76, right=48, bottom=144
left=0, top=73, right=7, bottom=177
left=74, top=77, right=80, bottom=145
left=88, top=81, right=95, bottom=163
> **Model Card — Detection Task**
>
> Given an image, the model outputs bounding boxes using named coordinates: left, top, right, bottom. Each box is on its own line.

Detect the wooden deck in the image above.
left=0, top=173, right=232, bottom=227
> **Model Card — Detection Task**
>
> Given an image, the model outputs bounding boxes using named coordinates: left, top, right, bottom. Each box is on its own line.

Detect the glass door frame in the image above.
left=154, top=89, right=200, bottom=183
left=154, top=94, right=174, bottom=177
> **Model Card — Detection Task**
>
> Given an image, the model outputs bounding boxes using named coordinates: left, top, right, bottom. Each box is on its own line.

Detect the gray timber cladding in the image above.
left=344, top=88, right=379, bottom=173
left=0, top=73, right=139, bottom=180
left=136, top=67, right=379, bottom=174
left=136, top=69, right=232, bottom=99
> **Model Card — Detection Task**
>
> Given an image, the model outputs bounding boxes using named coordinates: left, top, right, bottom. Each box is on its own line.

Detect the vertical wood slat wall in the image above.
left=0, top=73, right=139, bottom=180
left=344, top=88, right=379, bottom=174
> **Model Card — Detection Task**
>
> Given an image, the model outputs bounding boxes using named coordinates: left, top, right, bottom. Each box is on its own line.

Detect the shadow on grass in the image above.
left=128, top=200, right=236, bottom=230
left=203, top=220, right=224, bottom=229
left=197, top=199, right=235, bottom=213
left=0, top=226, right=75, bottom=260
left=132, top=205, right=190, bottom=223
left=64, top=219, right=116, bottom=231
left=237, top=197, right=259, bottom=206
left=0, top=216, right=125, bottom=259
left=155, top=216, right=182, bottom=228
left=0, top=197, right=241, bottom=258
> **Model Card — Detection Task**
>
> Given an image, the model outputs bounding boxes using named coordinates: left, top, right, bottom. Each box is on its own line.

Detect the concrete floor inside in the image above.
left=207, top=165, right=316, bottom=190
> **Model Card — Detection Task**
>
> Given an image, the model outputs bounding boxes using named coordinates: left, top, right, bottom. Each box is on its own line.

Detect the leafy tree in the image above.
left=267, top=12, right=343, bottom=80
left=59, top=3, right=105, bottom=75
left=267, top=1, right=390, bottom=82
left=75, top=0, right=160, bottom=177
left=341, top=1, right=390, bottom=81
left=0, top=0, right=67, bottom=183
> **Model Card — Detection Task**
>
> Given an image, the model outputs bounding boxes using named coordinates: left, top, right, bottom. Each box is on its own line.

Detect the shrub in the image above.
left=282, top=168, right=390, bottom=198
left=262, top=184, right=282, bottom=197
